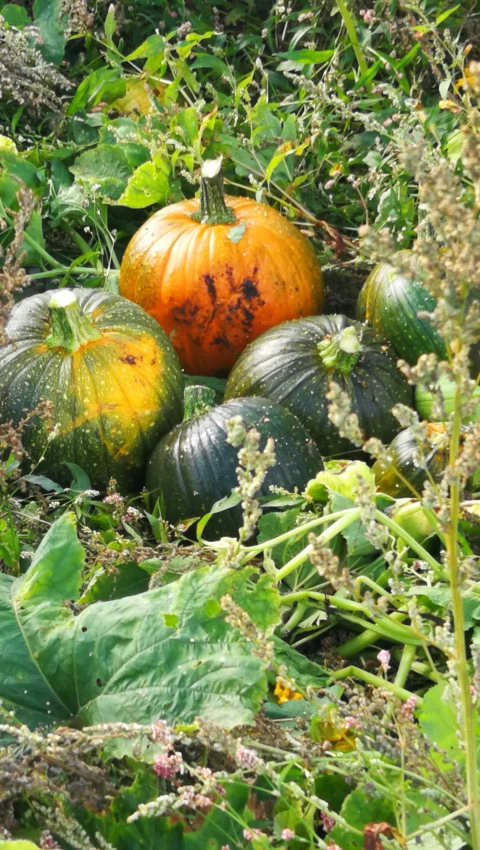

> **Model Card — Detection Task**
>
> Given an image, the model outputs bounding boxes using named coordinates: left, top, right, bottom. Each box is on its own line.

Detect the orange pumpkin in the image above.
left=119, top=159, right=324, bottom=376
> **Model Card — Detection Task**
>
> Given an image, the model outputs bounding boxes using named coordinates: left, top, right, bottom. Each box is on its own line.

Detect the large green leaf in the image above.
left=33, top=0, right=66, bottom=65
left=79, top=768, right=250, bottom=850
left=118, top=161, right=170, bottom=208
left=417, top=684, right=466, bottom=770
left=70, top=144, right=150, bottom=201
left=327, top=789, right=395, bottom=850
left=0, top=514, right=274, bottom=729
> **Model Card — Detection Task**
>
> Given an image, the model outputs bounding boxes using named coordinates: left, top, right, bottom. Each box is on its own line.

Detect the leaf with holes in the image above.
left=0, top=514, right=276, bottom=729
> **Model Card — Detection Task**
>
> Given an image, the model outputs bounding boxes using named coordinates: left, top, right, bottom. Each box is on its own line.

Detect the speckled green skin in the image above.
left=0, top=288, right=184, bottom=492
left=224, top=315, right=412, bottom=459
left=357, top=262, right=480, bottom=373
left=373, top=425, right=448, bottom=498
left=356, top=261, right=447, bottom=364
left=146, top=397, right=323, bottom=539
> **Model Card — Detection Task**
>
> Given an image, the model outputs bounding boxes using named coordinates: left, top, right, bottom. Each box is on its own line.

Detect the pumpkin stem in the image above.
left=190, top=159, right=237, bottom=226
left=46, top=290, right=101, bottom=352
left=318, top=325, right=363, bottom=374
left=183, top=385, right=216, bottom=420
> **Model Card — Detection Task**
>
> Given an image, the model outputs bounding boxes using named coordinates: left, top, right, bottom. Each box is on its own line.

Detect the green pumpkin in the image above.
left=373, top=423, right=449, bottom=498
left=357, top=254, right=480, bottom=371
left=224, top=314, right=412, bottom=459
left=0, top=288, right=184, bottom=491
left=356, top=255, right=446, bottom=365
left=146, top=397, right=323, bottom=539
left=415, top=376, right=480, bottom=423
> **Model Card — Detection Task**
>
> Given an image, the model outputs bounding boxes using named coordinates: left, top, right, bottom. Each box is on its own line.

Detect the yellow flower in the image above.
left=274, top=681, right=303, bottom=704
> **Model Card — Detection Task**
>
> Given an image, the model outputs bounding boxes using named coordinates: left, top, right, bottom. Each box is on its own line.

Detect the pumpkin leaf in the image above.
left=79, top=561, right=150, bottom=604
left=257, top=508, right=305, bottom=567
left=417, top=685, right=465, bottom=770
left=0, top=514, right=273, bottom=729
left=118, top=161, right=170, bottom=208
left=70, top=143, right=150, bottom=201
left=272, top=635, right=328, bottom=690
left=33, top=0, right=66, bottom=65
left=77, top=768, right=250, bottom=850
left=327, top=789, right=396, bottom=850
left=0, top=4, right=30, bottom=28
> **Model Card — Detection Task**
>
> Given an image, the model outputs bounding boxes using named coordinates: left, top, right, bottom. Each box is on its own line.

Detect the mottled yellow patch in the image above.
left=63, top=333, right=165, bottom=457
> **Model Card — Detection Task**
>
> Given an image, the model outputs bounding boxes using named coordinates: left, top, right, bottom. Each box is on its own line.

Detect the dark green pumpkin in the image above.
left=224, top=314, right=412, bottom=459
left=356, top=255, right=447, bottom=365
left=0, top=288, right=184, bottom=491
left=373, top=423, right=449, bottom=498
left=146, top=397, right=323, bottom=539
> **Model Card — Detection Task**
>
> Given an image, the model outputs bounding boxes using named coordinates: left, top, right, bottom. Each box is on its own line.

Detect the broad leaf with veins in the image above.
left=0, top=513, right=278, bottom=729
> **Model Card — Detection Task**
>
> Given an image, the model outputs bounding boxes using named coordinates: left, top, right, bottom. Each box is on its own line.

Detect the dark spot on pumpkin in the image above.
left=96, top=678, right=103, bottom=687
left=204, top=274, right=217, bottom=302
left=120, top=354, right=138, bottom=365
left=213, top=334, right=233, bottom=349
left=225, top=265, right=236, bottom=292
left=242, top=279, right=260, bottom=301
left=81, top=626, right=88, bottom=632
left=151, top=358, right=157, bottom=365
left=172, top=301, right=200, bottom=325
left=242, top=305, right=254, bottom=326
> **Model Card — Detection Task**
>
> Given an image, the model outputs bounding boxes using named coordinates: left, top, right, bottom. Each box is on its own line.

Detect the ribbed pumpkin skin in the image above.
left=373, top=424, right=448, bottom=498
left=356, top=260, right=446, bottom=365
left=224, top=315, right=412, bottom=459
left=118, top=196, right=324, bottom=376
left=0, top=289, right=184, bottom=491
left=146, top=397, right=323, bottom=539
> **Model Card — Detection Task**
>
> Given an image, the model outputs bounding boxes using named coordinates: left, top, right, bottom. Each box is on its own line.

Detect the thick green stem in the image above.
left=281, top=603, right=309, bottom=634
left=318, top=325, right=363, bottom=374
left=190, top=159, right=236, bottom=225
left=337, top=611, right=408, bottom=658
left=384, top=643, right=417, bottom=721
left=276, top=508, right=361, bottom=581
left=331, top=665, right=421, bottom=703
left=354, top=575, right=395, bottom=603
left=447, top=386, right=480, bottom=849
left=60, top=221, right=103, bottom=273
left=46, top=291, right=101, bottom=352
left=393, top=643, right=417, bottom=692
left=374, top=509, right=445, bottom=578
left=281, top=590, right=419, bottom=644
left=240, top=508, right=357, bottom=558
left=406, top=805, right=472, bottom=842
left=28, top=268, right=101, bottom=280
